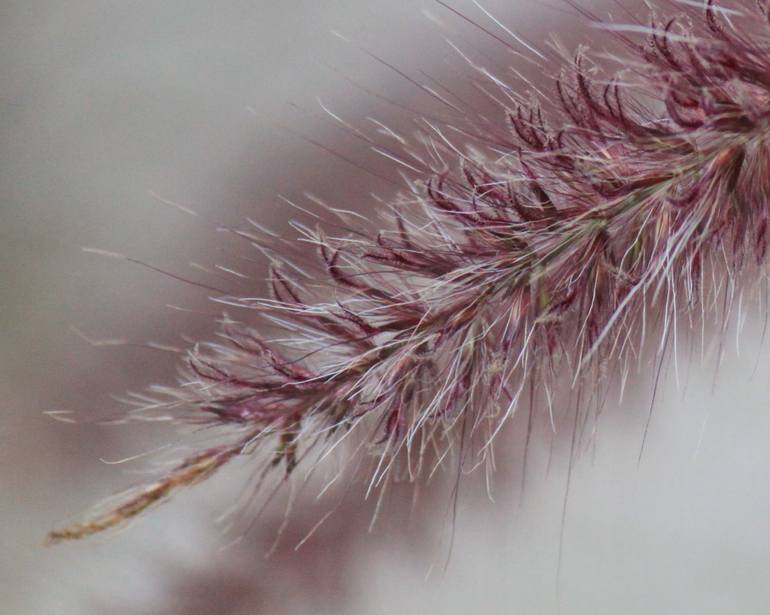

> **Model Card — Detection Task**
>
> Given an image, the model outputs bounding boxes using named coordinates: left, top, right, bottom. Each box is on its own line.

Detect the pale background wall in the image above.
left=2, top=1, right=770, bottom=613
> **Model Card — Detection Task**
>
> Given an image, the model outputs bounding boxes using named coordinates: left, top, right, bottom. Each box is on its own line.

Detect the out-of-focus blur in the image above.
left=3, top=1, right=770, bottom=613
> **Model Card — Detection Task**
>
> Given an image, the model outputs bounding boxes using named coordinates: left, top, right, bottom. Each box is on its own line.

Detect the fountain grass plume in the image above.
left=49, top=0, right=770, bottom=542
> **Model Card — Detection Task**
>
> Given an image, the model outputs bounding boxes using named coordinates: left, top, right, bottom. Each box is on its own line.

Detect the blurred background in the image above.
left=3, top=1, right=770, bottom=613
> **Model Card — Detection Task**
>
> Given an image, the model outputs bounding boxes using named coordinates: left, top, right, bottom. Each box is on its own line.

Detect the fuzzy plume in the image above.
left=49, top=0, right=770, bottom=542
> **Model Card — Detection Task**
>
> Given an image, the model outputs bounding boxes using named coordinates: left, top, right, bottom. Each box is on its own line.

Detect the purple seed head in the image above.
left=49, top=0, right=770, bottom=542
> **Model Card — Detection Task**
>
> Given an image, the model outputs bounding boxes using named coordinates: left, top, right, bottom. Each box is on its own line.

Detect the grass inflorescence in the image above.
left=49, top=0, right=770, bottom=542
